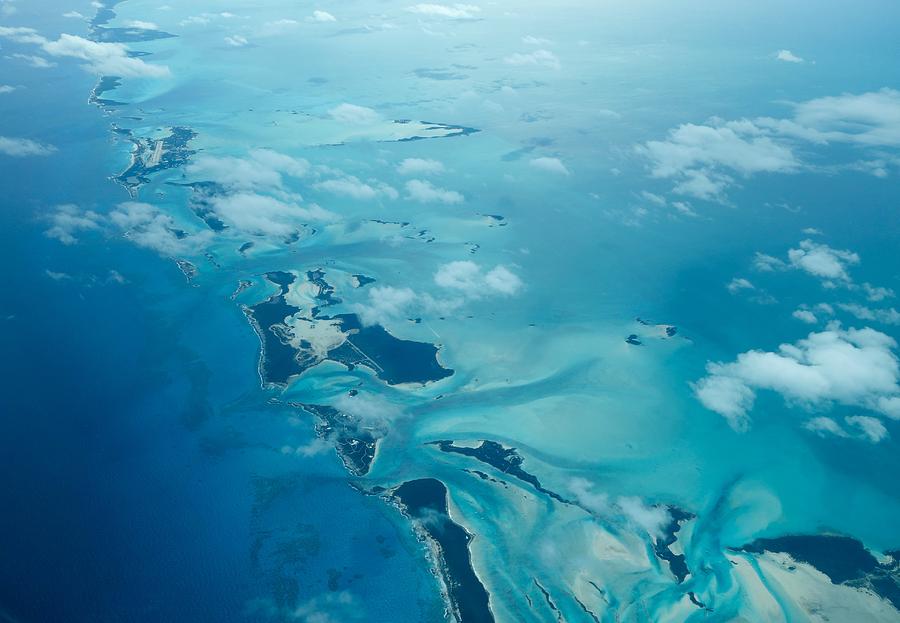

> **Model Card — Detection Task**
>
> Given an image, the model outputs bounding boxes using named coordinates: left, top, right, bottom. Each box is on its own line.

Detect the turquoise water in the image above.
left=2, top=1, right=900, bottom=621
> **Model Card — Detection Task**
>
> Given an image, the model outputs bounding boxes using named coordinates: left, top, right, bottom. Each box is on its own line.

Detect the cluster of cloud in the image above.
left=754, top=239, right=860, bottom=286
left=187, top=149, right=338, bottom=237
left=44, top=204, right=103, bottom=244
left=405, top=179, right=463, bottom=204
left=504, top=49, right=560, bottom=70
left=355, top=261, right=523, bottom=326
left=638, top=89, right=900, bottom=201
left=332, top=393, right=406, bottom=437
left=804, top=414, right=888, bottom=443
left=694, top=324, right=900, bottom=433
left=328, top=102, right=381, bottom=125
left=396, top=158, right=444, bottom=176
left=568, top=478, right=672, bottom=539
left=529, top=156, right=569, bottom=175
left=0, top=27, right=170, bottom=77
left=775, top=49, right=805, bottom=64
left=749, top=237, right=898, bottom=326
left=406, top=3, right=481, bottom=19
left=0, top=135, right=56, bottom=157
left=44, top=202, right=212, bottom=255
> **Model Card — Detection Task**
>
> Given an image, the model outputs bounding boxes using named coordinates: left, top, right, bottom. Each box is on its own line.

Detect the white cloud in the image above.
left=224, top=35, right=249, bottom=47
left=42, top=34, right=171, bottom=78
left=787, top=239, right=859, bottom=282
left=0, top=85, right=16, bottom=94
left=0, top=136, right=56, bottom=156
left=529, top=156, right=569, bottom=175
left=406, top=3, right=481, bottom=19
left=567, top=477, right=609, bottom=515
left=694, top=325, right=900, bottom=431
left=804, top=415, right=888, bottom=444
left=396, top=158, right=444, bottom=176
left=522, top=35, right=551, bottom=46
left=315, top=176, right=397, bottom=200
left=504, top=49, right=560, bottom=70
left=638, top=89, right=900, bottom=200
left=356, top=286, right=417, bottom=326
left=0, top=25, right=45, bottom=44
left=617, top=496, right=671, bottom=540
left=788, top=88, right=900, bottom=148
left=44, top=204, right=102, bottom=244
left=328, top=103, right=380, bottom=125
left=405, top=179, right=463, bottom=204
left=775, top=49, right=804, bottom=63
left=332, top=393, right=405, bottom=435
left=637, top=120, right=799, bottom=200
left=7, top=53, right=55, bottom=68
left=124, top=20, right=158, bottom=30
left=837, top=303, right=900, bottom=326
left=310, top=10, right=336, bottom=22
left=792, top=309, right=818, bottom=324
left=727, top=277, right=755, bottom=294
left=434, top=261, right=523, bottom=297
left=863, top=283, right=894, bottom=302
left=109, top=202, right=212, bottom=255
left=209, top=192, right=334, bottom=236
left=845, top=415, right=888, bottom=443
left=187, top=149, right=309, bottom=193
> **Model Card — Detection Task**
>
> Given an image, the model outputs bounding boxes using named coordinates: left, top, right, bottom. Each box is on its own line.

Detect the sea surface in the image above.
left=2, top=1, right=900, bottom=622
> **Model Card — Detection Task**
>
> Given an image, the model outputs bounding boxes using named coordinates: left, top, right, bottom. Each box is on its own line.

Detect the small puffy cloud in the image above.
left=434, top=261, right=523, bottom=297
left=504, top=49, right=560, bottom=70
left=617, top=496, right=671, bottom=540
left=109, top=202, right=212, bottom=255
left=529, top=156, right=569, bottom=175
left=792, top=309, right=818, bottom=324
left=124, top=20, right=158, bottom=30
left=775, top=49, right=804, bottom=63
left=186, top=149, right=309, bottom=191
left=405, top=179, right=463, bottom=204
left=0, top=136, right=56, bottom=156
left=0, top=85, right=16, bottom=94
left=837, top=303, right=900, bottom=326
left=567, top=477, right=609, bottom=515
left=208, top=192, right=334, bottom=236
left=804, top=416, right=847, bottom=438
left=42, top=34, right=171, bottom=77
left=44, top=204, right=102, bottom=244
left=637, top=120, right=799, bottom=201
left=845, top=415, right=888, bottom=443
left=328, top=103, right=380, bottom=125
left=0, top=25, right=45, bottom=44
left=406, top=3, right=481, bottom=19
left=789, top=88, right=900, bottom=148
left=787, top=239, right=859, bottom=282
left=44, top=270, right=71, bottom=281
left=694, top=325, right=900, bottom=431
left=863, top=283, right=894, bottom=302
left=316, top=176, right=397, bottom=200
left=7, top=53, right=56, bottom=68
left=727, top=278, right=755, bottom=294
left=310, top=10, right=336, bottom=22
left=332, top=393, right=404, bottom=435
left=356, top=286, right=417, bottom=326
left=224, top=35, right=249, bottom=47
left=753, top=252, right=787, bottom=272
left=522, top=35, right=551, bottom=46
left=804, top=415, right=888, bottom=443
left=396, top=157, right=444, bottom=176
